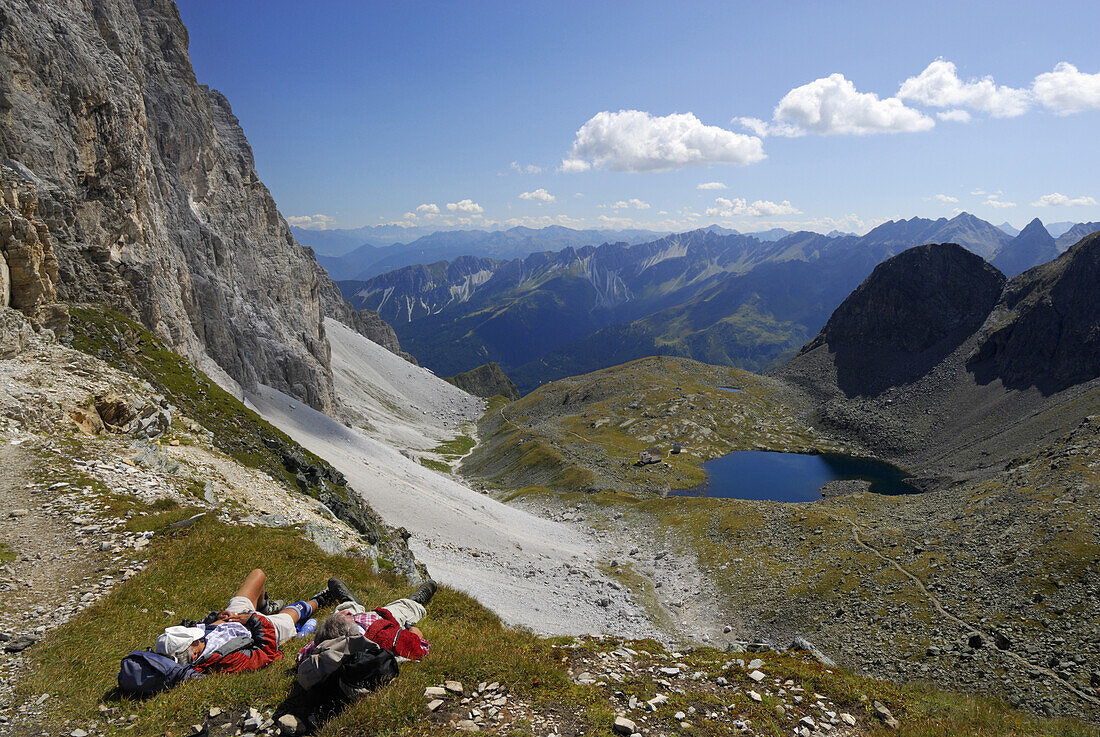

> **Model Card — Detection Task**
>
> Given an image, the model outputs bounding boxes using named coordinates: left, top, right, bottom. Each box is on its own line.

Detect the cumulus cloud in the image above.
left=774, top=73, right=934, bottom=135
left=510, top=161, right=543, bottom=174
left=934, top=194, right=959, bottom=204
left=286, top=213, right=335, bottom=230
left=1032, top=63, right=1100, bottom=114
left=1030, top=192, right=1099, bottom=207
left=415, top=203, right=440, bottom=215
left=446, top=199, right=484, bottom=214
left=705, top=197, right=801, bottom=218
left=519, top=188, right=556, bottom=203
left=697, top=181, right=727, bottom=190
left=984, top=195, right=1016, bottom=209
left=937, top=109, right=972, bottom=123
left=898, top=60, right=1031, bottom=118
left=611, top=198, right=651, bottom=210
left=562, top=110, right=765, bottom=172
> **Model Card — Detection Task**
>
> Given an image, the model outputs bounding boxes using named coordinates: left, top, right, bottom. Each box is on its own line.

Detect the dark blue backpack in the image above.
left=118, top=650, right=199, bottom=695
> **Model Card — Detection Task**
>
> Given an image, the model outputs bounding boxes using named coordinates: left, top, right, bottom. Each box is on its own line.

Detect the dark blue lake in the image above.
left=673, top=451, right=918, bottom=502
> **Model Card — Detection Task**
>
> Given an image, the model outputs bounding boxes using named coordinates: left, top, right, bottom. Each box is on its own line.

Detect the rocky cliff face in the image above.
left=0, top=0, right=405, bottom=413
left=970, top=231, right=1100, bottom=394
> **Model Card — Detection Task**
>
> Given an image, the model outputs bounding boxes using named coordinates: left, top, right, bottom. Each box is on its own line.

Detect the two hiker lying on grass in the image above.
left=120, top=568, right=438, bottom=698
left=152, top=568, right=358, bottom=674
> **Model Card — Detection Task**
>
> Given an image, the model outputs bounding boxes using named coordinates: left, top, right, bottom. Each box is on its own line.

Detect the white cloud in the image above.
left=898, top=60, right=1031, bottom=118
left=774, top=73, right=934, bottom=135
left=446, top=199, right=484, bottom=214
left=519, top=188, right=556, bottom=203
left=1032, top=62, right=1100, bottom=114
left=971, top=188, right=987, bottom=196
left=705, top=197, right=801, bottom=218
left=1030, top=192, right=1099, bottom=207
left=562, top=109, right=765, bottom=172
left=510, top=161, right=543, bottom=174
left=559, top=158, right=591, bottom=173
left=937, top=109, right=972, bottom=123
left=984, top=195, right=1016, bottom=209
left=934, top=194, right=959, bottom=204
left=415, top=203, right=440, bottom=215
left=611, top=198, right=651, bottom=210
left=286, top=213, right=335, bottom=230
left=697, top=181, right=727, bottom=190
left=732, top=116, right=806, bottom=138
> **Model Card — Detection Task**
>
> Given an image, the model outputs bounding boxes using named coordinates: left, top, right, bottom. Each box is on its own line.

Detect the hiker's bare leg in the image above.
left=234, top=568, right=267, bottom=609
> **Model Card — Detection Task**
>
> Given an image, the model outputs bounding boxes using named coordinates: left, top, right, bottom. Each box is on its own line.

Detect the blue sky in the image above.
left=178, top=0, right=1100, bottom=235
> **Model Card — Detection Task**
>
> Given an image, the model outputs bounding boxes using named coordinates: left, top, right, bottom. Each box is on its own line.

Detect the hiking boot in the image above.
left=410, top=579, right=438, bottom=607
left=313, top=577, right=359, bottom=608
left=259, top=593, right=285, bottom=615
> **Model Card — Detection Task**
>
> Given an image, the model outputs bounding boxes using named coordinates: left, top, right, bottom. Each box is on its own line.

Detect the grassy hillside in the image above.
left=463, top=356, right=853, bottom=495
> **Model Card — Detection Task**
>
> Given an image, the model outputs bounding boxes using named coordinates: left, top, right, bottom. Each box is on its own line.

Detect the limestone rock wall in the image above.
left=0, top=165, right=70, bottom=336
left=0, top=0, right=405, bottom=412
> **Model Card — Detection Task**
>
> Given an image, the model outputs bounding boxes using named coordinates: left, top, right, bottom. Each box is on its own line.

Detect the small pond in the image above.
left=718, top=386, right=743, bottom=393
left=673, top=450, right=918, bottom=502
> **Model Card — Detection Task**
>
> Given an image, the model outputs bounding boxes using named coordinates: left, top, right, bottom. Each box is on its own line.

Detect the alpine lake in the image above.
left=673, top=450, right=918, bottom=503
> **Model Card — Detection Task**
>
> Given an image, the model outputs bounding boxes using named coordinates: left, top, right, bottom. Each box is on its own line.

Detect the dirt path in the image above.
left=0, top=443, right=110, bottom=729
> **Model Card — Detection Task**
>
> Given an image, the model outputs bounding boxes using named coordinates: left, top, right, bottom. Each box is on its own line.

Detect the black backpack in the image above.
left=339, top=645, right=400, bottom=693
left=117, top=650, right=198, bottom=695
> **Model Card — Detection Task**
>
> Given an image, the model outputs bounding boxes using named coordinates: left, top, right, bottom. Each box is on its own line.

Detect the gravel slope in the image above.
left=250, top=322, right=661, bottom=639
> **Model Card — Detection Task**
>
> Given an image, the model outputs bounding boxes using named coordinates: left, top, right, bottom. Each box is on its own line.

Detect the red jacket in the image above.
left=193, top=614, right=283, bottom=674
left=365, top=608, right=430, bottom=660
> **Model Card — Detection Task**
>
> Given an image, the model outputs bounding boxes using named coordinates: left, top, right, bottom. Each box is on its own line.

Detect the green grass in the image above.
left=17, top=518, right=588, bottom=737
left=418, top=457, right=451, bottom=473
left=0, top=541, right=14, bottom=564
left=430, top=434, right=476, bottom=458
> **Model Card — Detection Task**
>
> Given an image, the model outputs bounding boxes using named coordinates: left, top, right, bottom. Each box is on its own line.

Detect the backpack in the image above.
left=118, top=650, right=199, bottom=695
left=337, top=645, right=399, bottom=696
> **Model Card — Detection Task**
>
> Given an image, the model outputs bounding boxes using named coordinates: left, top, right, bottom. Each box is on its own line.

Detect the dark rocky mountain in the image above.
left=970, top=231, right=1100, bottom=394
left=776, top=236, right=1100, bottom=479
left=991, top=218, right=1058, bottom=277
left=1055, top=222, right=1100, bottom=252
left=796, top=244, right=1005, bottom=396
left=444, top=362, right=521, bottom=400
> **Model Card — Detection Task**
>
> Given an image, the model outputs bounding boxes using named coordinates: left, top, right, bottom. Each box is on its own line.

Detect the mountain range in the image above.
left=337, top=213, right=1099, bottom=393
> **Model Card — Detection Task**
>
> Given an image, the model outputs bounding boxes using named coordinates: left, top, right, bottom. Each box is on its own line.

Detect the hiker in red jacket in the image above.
left=154, top=569, right=357, bottom=674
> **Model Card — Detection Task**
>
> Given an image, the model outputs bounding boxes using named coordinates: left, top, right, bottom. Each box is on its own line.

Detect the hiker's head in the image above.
left=315, top=611, right=361, bottom=643
left=154, top=625, right=206, bottom=664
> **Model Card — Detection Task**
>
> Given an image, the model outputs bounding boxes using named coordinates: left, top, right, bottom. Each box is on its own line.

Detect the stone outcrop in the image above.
left=0, top=166, right=69, bottom=335
left=0, top=0, right=408, bottom=412
left=444, top=362, right=520, bottom=400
